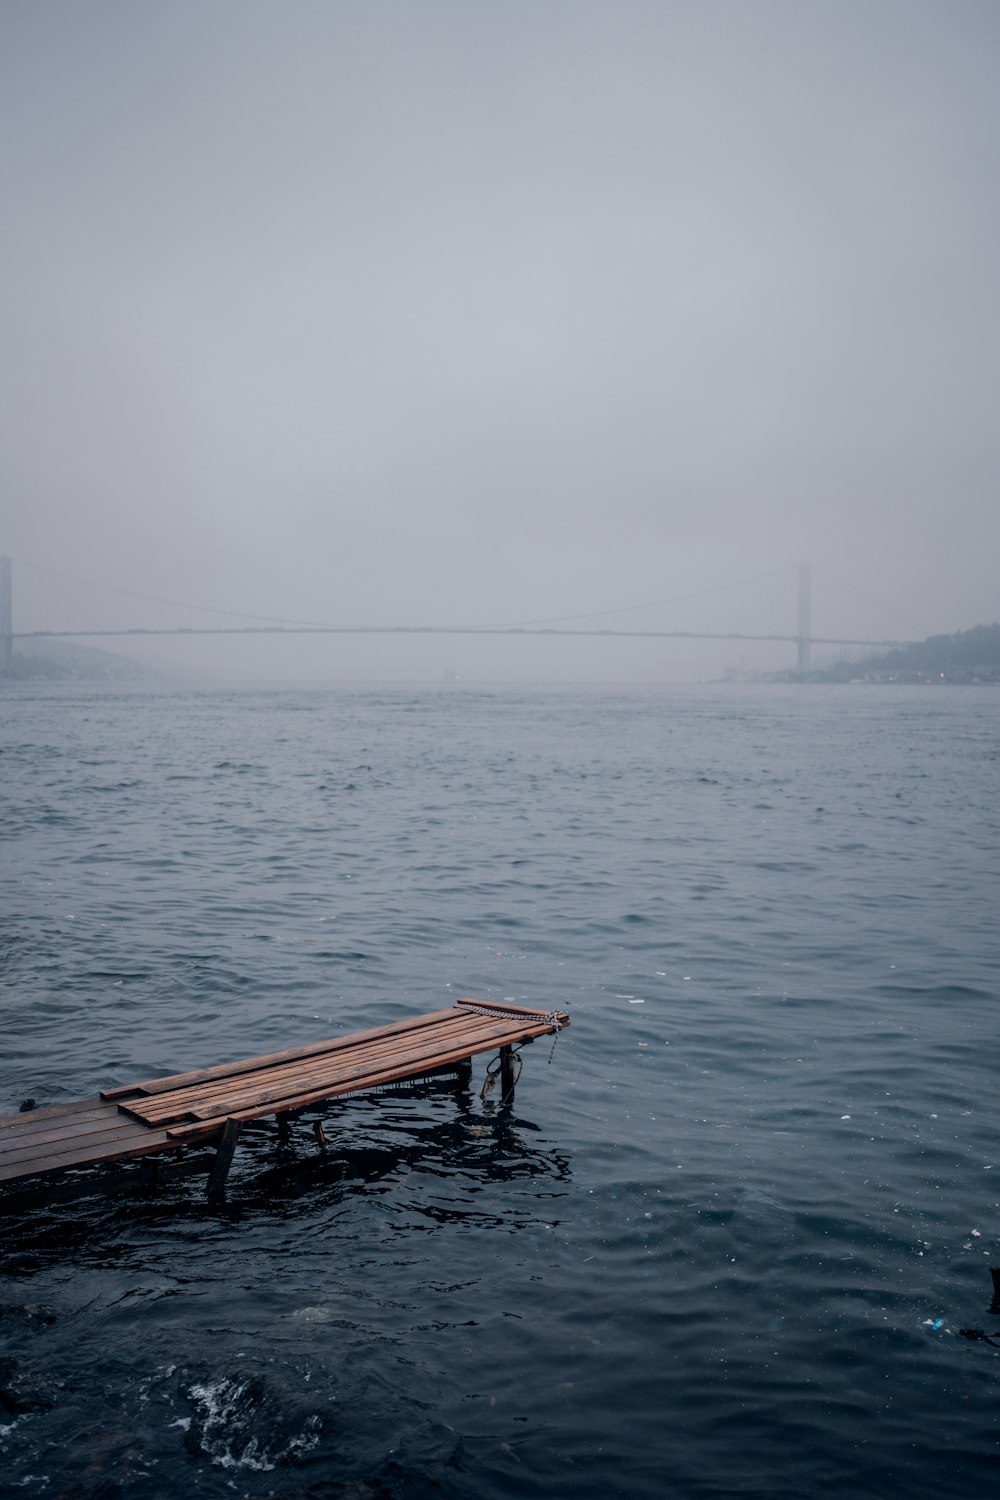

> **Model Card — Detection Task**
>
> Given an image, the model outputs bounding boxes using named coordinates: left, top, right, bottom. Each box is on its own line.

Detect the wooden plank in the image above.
left=100, top=1002, right=566, bottom=1110
left=101, top=1006, right=462, bottom=1100
left=143, top=1010, right=486, bottom=1104
left=116, top=1015, right=476, bottom=1115
left=0, top=1110, right=143, bottom=1158
left=117, top=1013, right=503, bottom=1126
left=0, top=1117, right=167, bottom=1173
left=0, top=1125, right=189, bottom=1184
left=165, top=1022, right=559, bottom=1137
left=228, top=1015, right=552, bottom=1110
left=0, top=1104, right=116, bottom=1146
left=0, top=1097, right=106, bottom=1131
left=141, top=1014, right=497, bottom=1122
left=156, top=1016, right=530, bottom=1124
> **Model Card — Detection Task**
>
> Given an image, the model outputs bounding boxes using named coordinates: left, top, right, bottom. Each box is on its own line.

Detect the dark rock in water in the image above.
left=0, top=1354, right=56, bottom=1414
left=18, top=1098, right=36, bottom=1112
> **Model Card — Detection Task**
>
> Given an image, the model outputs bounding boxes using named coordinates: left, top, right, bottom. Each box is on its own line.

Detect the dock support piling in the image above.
left=499, top=1046, right=516, bottom=1105
left=206, top=1118, right=242, bottom=1201
left=454, top=1057, right=473, bottom=1114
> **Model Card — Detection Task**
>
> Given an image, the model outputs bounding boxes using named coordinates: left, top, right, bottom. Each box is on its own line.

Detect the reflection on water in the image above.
left=2, top=1085, right=573, bottom=1262
left=1, top=1087, right=574, bottom=1500
left=245, top=1087, right=574, bottom=1227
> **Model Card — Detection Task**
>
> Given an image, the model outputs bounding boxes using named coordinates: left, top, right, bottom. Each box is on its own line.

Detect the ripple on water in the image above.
left=2, top=684, right=1000, bottom=1499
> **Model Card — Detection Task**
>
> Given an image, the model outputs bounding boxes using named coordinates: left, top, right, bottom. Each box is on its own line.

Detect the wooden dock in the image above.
left=0, top=998, right=568, bottom=1209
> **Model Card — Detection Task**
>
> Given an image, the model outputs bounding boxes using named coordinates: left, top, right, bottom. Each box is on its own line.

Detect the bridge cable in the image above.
left=469, top=564, right=798, bottom=630
left=10, top=556, right=348, bottom=631
left=11, top=555, right=799, bottom=635
left=812, top=565, right=921, bottom=632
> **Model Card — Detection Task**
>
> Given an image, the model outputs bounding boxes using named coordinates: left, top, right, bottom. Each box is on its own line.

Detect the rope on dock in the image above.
left=459, top=999, right=565, bottom=1039
left=458, top=1000, right=565, bottom=1070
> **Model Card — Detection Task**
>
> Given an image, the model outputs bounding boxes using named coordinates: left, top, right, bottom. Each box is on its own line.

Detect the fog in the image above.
left=2, top=1, right=998, bottom=681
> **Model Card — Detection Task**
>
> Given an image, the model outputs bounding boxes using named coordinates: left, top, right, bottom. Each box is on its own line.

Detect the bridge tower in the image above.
left=797, top=560, right=811, bottom=674
left=1, top=555, right=11, bottom=676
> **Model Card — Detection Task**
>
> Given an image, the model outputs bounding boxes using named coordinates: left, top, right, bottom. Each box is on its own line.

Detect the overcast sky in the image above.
left=2, top=0, right=998, bottom=680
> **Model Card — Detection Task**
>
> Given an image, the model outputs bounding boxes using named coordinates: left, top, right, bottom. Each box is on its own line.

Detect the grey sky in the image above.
left=2, top=0, right=998, bottom=680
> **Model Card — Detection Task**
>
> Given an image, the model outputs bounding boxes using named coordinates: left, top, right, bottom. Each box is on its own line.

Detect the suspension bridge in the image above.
left=0, top=556, right=909, bottom=677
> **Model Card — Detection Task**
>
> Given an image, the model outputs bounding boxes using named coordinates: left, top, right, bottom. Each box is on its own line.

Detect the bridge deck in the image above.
left=0, top=998, right=568, bottom=1202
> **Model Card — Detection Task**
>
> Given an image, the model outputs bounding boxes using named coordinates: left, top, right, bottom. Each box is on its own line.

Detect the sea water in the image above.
left=1, top=681, right=998, bottom=1498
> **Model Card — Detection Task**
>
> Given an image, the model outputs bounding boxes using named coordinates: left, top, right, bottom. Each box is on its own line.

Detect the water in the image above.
left=1, top=681, right=998, bottom=1499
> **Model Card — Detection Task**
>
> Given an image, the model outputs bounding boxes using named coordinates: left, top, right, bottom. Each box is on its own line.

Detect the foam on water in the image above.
left=183, top=1373, right=322, bottom=1471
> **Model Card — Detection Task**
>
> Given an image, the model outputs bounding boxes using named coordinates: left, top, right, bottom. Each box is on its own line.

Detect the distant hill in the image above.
left=8, top=638, right=158, bottom=682
left=813, top=623, right=1000, bottom=683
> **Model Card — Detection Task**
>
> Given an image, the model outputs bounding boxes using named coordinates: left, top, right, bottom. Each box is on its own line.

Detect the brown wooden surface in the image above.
left=1, top=1112, right=155, bottom=1165
left=164, top=1026, right=563, bottom=1141
left=0, top=999, right=569, bottom=1192
left=116, top=1012, right=507, bottom=1126
left=0, top=1100, right=135, bottom=1140
left=100, top=1006, right=461, bottom=1101
left=0, top=1097, right=105, bottom=1130
left=124, top=1015, right=556, bottom=1130
left=0, top=1099, right=185, bottom=1185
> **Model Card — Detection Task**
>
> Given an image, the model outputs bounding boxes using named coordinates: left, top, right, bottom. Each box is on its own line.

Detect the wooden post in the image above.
left=206, top=1118, right=242, bottom=1202
left=499, top=1046, right=516, bottom=1105
left=454, top=1056, right=473, bottom=1115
